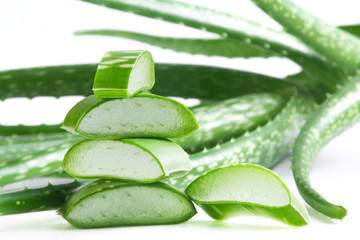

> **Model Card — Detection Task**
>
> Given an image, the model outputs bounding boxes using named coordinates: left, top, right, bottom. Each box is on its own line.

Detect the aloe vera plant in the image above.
left=93, top=50, right=155, bottom=98
left=1, top=0, right=360, bottom=225
left=62, top=138, right=191, bottom=182
left=74, top=0, right=360, bottom=220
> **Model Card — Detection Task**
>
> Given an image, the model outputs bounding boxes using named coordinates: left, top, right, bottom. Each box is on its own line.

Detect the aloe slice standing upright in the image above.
left=185, top=164, right=309, bottom=226
left=62, top=138, right=191, bottom=183
left=93, top=50, right=155, bottom=98
left=61, top=94, right=199, bottom=139
left=60, top=180, right=196, bottom=228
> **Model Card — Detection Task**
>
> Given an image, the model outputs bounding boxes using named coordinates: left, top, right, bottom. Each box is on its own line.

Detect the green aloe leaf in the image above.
left=185, top=164, right=309, bottom=226
left=93, top=50, right=155, bottom=98
left=62, top=93, right=199, bottom=139
left=62, top=138, right=191, bottom=183
left=0, top=64, right=96, bottom=100
left=0, top=133, right=79, bottom=164
left=0, top=124, right=63, bottom=136
left=0, top=139, right=80, bottom=186
left=76, top=30, right=278, bottom=59
left=0, top=181, right=81, bottom=216
left=339, top=24, right=360, bottom=38
left=173, top=93, right=286, bottom=153
left=252, top=0, right=360, bottom=71
left=60, top=180, right=196, bottom=228
left=0, top=63, right=293, bottom=101
left=292, top=73, right=360, bottom=219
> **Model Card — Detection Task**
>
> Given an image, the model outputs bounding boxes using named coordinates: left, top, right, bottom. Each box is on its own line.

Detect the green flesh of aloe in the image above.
left=60, top=180, right=196, bottom=228
left=93, top=50, right=155, bottom=98
left=62, top=93, right=199, bottom=139
left=185, top=164, right=309, bottom=226
left=62, top=138, right=191, bottom=183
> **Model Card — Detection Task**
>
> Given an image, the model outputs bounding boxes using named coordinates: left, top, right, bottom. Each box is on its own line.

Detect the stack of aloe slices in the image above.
left=56, top=50, right=309, bottom=228
left=59, top=50, right=198, bottom=228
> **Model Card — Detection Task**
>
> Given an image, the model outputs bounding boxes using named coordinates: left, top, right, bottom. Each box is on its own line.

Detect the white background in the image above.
left=0, top=0, right=359, bottom=239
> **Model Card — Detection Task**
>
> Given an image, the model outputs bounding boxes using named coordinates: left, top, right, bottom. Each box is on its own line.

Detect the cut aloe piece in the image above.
left=61, top=93, right=199, bottom=139
left=60, top=180, right=197, bottom=228
left=185, top=164, right=309, bottom=226
left=93, top=50, right=155, bottom=98
left=62, top=138, right=191, bottom=182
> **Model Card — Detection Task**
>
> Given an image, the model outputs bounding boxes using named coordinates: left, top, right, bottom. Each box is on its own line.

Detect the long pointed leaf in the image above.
left=75, top=30, right=278, bottom=58
left=292, top=73, right=360, bottom=219
left=252, top=0, right=360, bottom=71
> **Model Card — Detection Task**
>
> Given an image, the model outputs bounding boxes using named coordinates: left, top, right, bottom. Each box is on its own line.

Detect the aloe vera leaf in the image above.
left=0, top=181, right=81, bottom=216
left=173, top=93, right=286, bottom=153
left=0, top=139, right=80, bottom=186
left=292, top=74, right=360, bottom=219
left=185, top=164, right=308, bottom=226
left=0, top=64, right=292, bottom=101
left=0, top=64, right=96, bottom=100
left=252, top=0, right=360, bottom=71
left=79, top=0, right=316, bottom=61
left=0, top=133, right=79, bottom=164
left=154, top=65, right=296, bottom=99
left=93, top=50, right=155, bottom=98
left=164, top=89, right=313, bottom=190
left=339, top=24, right=360, bottom=38
left=62, top=138, right=191, bottom=182
left=62, top=93, right=198, bottom=139
left=59, top=180, right=196, bottom=228
left=76, top=30, right=278, bottom=59
left=0, top=124, right=64, bottom=136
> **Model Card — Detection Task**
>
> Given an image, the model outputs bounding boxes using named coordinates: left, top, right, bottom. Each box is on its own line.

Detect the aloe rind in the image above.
left=60, top=180, right=196, bottom=228
left=185, top=164, right=308, bottom=226
left=93, top=50, right=155, bottom=98
left=173, top=93, right=286, bottom=153
left=76, top=30, right=278, bottom=59
left=62, top=138, right=191, bottom=182
left=252, top=0, right=360, bottom=71
left=62, top=93, right=198, bottom=139
left=292, top=74, right=360, bottom=219
left=0, top=181, right=81, bottom=216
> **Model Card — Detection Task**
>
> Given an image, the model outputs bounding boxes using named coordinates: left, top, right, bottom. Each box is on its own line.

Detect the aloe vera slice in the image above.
left=93, top=50, right=155, bottom=98
left=61, top=93, right=198, bottom=139
left=62, top=138, right=191, bottom=182
left=185, top=164, right=309, bottom=226
left=60, top=180, right=196, bottom=228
